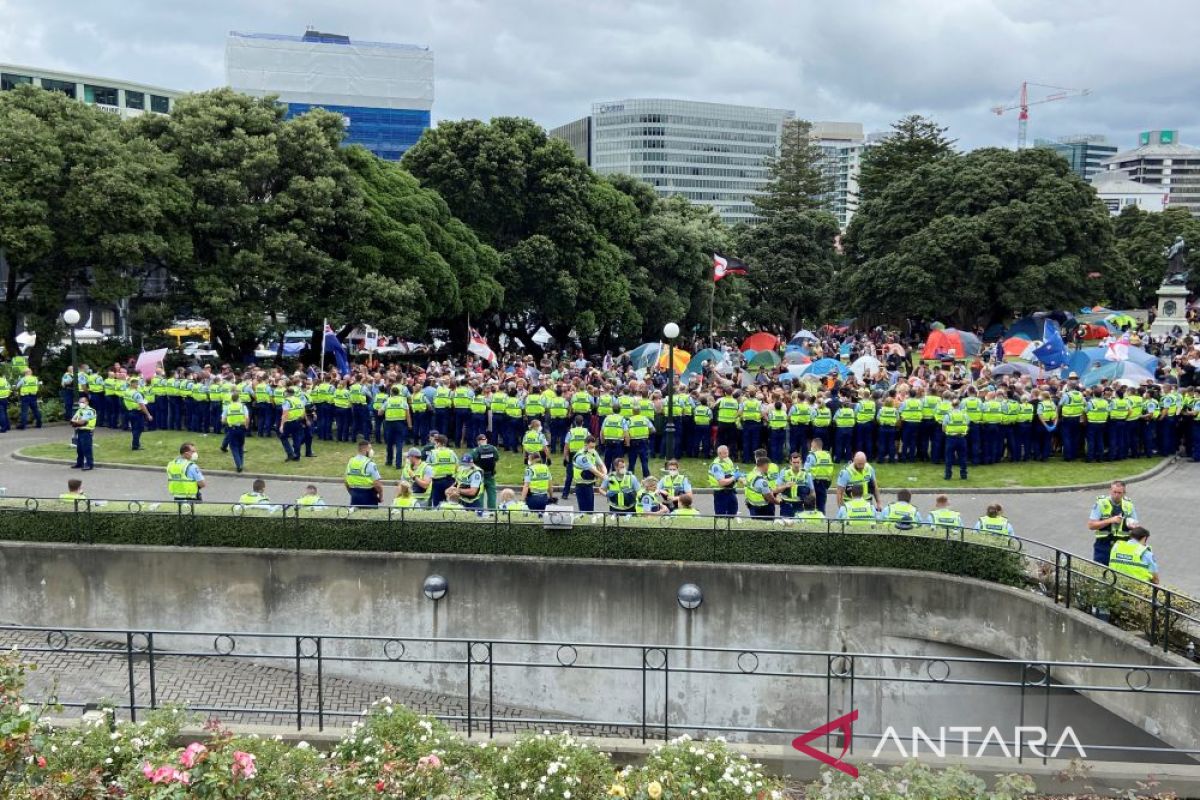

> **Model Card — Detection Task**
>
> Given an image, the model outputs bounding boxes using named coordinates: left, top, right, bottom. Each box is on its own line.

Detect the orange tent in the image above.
left=741, top=332, right=780, bottom=353
left=656, top=347, right=691, bottom=374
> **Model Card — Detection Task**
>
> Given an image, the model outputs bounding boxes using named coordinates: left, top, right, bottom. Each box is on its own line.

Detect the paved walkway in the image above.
left=3, top=427, right=1199, bottom=596
left=1, top=627, right=627, bottom=735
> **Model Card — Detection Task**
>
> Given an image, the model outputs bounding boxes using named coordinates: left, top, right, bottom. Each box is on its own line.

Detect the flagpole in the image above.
left=320, top=318, right=327, bottom=373
left=709, top=279, right=716, bottom=348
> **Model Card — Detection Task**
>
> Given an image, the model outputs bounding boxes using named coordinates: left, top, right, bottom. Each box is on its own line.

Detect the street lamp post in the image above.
left=62, top=308, right=81, bottom=394
left=662, top=322, right=680, bottom=461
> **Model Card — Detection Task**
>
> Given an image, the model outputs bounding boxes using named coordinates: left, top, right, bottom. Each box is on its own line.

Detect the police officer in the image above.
left=626, top=406, right=655, bottom=478
left=1088, top=480, right=1139, bottom=565
left=401, top=448, right=434, bottom=507
left=804, top=437, right=834, bottom=515
left=60, top=366, right=75, bottom=414
left=975, top=504, right=1014, bottom=536
left=1058, top=377, right=1086, bottom=461
left=776, top=452, right=813, bottom=518
left=898, top=391, right=923, bottom=462
left=708, top=445, right=741, bottom=517
left=600, top=409, right=629, bottom=470
left=941, top=395, right=969, bottom=481
left=123, top=377, right=152, bottom=450
left=0, top=369, right=11, bottom=433
left=238, top=479, right=271, bottom=506
left=836, top=484, right=878, bottom=528
left=928, top=495, right=963, bottom=530
left=602, top=457, right=639, bottom=514
left=522, top=419, right=551, bottom=465
left=835, top=451, right=881, bottom=512
left=222, top=390, right=251, bottom=473
left=572, top=435, right=607, bottom=512
left=882, top=489, right=923, bottom=531
left=454, top=453, right=484, bottom=510
left=428, top=434, right=459, bottom=507
left=344, top=439, right=383, bottom=507
left=469, top=433, right=501, bottom=509
left=382, top=386, right=412, bottom=468
left=522, top=452, right=555, bottom=511
left=167, top=442, right=206, bottom=503
left=1085, top=387, right=1109, bottom=463
left=766, top=399, right=789, bottom=464
left=69, top=394, right=97, bottom=470
left=1108, top=526, right=1158, bottom=585
left=15, top=368, right=41, bottom=430
left=658, top=458, right=693, bottom=512
left=561, top=415, right=590, bottom=500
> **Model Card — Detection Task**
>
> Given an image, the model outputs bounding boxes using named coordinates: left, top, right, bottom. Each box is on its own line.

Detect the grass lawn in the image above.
left=21, top=429, right=1163, bottom=489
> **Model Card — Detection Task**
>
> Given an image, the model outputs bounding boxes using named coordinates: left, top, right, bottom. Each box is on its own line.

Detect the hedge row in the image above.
left=0, top=502, right=1026, bottom=586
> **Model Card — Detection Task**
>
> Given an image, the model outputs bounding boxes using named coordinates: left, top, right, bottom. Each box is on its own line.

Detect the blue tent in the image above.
left=804, top=358, right=850, bottom=378
left=682, top=348, right=727, bottom=378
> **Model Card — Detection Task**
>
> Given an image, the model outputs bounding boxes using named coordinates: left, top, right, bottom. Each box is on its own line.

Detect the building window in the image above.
left=1, top=72, right=33, bottom=90
left=84, top=84, right=118, bottom=106
left=41, top=78, right=76, bottom=98
left=125, top=90, right=144, bottom=110
left=150, top=94, right=170, bottom=113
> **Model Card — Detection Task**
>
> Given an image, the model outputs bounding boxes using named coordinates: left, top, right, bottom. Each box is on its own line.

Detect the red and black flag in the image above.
left=713, top=252, right=749, bottom=282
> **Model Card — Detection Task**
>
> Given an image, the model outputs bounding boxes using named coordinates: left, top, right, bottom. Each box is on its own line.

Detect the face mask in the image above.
left=190, top=452, right=199, bottom=462
left=79, top=402, right=88, bottom=409
left=668, top=468, right=678, bottom=476
left=368, top=448, right=376, bottom=459
left=617, top=468, right=626, bottom=476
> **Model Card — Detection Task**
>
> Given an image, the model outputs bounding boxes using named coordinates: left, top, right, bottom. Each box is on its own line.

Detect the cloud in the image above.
left=2, top=0, right=1199, bottom=149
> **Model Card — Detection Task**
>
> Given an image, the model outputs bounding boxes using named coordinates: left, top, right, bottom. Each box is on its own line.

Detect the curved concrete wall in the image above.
left=1, top=542, right=1195, bottom=756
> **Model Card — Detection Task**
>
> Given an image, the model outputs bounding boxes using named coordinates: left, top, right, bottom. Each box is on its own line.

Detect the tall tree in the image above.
left=404, top=117, right=643, bottom=352
left=856, top=114, right=955, bottom=203
left=841, top=147, right=1123, bottom=327
left=736, top=209, right=840, bottom=332
left=0, top=86, right=189, bottom=365
left=134, top=89, right=368, bottom=361
left=753, top=119, right=829, bottom=216
left=344, top=146, right=502, bottom=342
left=1111, top=205, right=1200, bottom=307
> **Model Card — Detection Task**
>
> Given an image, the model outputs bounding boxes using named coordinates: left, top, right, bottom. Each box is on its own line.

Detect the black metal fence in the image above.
left=3, top=623, right=1199, bottom=765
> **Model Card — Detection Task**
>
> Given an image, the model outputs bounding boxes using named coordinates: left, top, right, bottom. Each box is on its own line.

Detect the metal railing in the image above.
left=2, top=623, right=1199, bottom=764
left=1, top=495, right=1198, bottom=657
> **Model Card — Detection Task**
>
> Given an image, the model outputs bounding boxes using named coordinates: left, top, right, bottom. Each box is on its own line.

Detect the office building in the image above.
left=1098, top=130, right=1200, bottom=217
left=1033, top=135, right=1118, bottom=182
left=226, top=29, right=434, bottom=161
left=0, top=63, right=180, bottom=119
left=810, top=122, right=885, bottom=228
left=1091, top=174, right=1168, bottom=215
left=551, top=98, right=793, bottom=225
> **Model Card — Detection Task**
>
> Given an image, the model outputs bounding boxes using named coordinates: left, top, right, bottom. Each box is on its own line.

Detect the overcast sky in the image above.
left=3, top=0, right=1199, bottom=150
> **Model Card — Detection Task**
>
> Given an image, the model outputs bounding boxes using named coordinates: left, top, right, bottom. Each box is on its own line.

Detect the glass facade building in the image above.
left=1099, top=131, right=1200, bottom=217
left=0, top=63, right=179, bottom=118
left=1033, top=135, right=1118, bottom=182
left=226, top=30, right=434, bottom=161
left=554, top=99, right=793, bottom=225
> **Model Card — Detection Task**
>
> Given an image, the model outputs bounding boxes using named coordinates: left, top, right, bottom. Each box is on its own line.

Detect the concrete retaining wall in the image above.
left=2, top=542, right=1196, bottom=757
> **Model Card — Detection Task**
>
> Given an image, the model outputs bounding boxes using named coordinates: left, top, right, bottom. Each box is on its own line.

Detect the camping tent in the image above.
left=741, top=332, right=780, bottom=354
left=921, top=328, right=981, bottom=360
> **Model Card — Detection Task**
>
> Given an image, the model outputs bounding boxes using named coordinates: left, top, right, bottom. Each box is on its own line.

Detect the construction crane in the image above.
left=992, top=82, right=1091, bottom=149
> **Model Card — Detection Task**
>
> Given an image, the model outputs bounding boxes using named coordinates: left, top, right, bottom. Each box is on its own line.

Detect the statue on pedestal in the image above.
left=1162, top=236, right=1189, bottom=286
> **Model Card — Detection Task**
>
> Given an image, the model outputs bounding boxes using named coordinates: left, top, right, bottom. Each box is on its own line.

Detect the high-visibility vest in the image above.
left=942, top=410, right=969, bottom=436
left=1019, top=402, right=1034, bottom=423
left=636, top=490, right=662, bottom=515
left=433, top=386, right=452, bottom=409
left=627, top=414, right=651, bottom=440
left=660, top=473, right=689, bottom=499
left=962, top=396, right=982, bottom=423
left=238, top=492, right=270, bottom=505
left=842, top=465, right=873, bottom=494
left=767, top=408, right=788, bottom=430
left=547, top=397, right=569, bottom=419
left=982, top=400, right=1002, bottom=424
left=788, top=403, right=812, bottom=425
left=345, top=455, right=377, bottom=489
left=402, top=460, right=432, bottom=502
left=349, top=385, right=369, bottom=405
left=977, top=515, right=1010, bottom=535
left=455, top=465, right=482, bottom=491
left=571, top=391, right=593, bottom=414
left=526, top=463, right=551, bottom=495
left=224, top=401, right=248, bottom=427
left=1037, top=401, right=1058, bottom=423
left=885, top=501, right=920, bottom=530
left=166, top=457, right=198, bottom=499
left=1094, top=496, right=1134, bottom=539
left=597, top=394, right=615, bottom=416
left=505, top=396, right=523, bottom=418
left=452, top=387, right=473, bottom=409
left=410, top=392, right=429, bottom=413
left=1061, top=391, right=1085, bottom=418
left=73, top=407, right=97, bottom=430
left=601, top=414, right=626, bottom=442
left=18, top=377, right=40, bottom=396
left=298, top=494, right=324, bottom=506
left=741, top=398, right=763, bottom=422
left=842, top=498, right=876, bottom=528
left=1086, top=399, right=1110, bottom=424
left=122, top=387, right=142, bottom=411
left=606, top=474, right=637, bottom=509
left=833, top=407, right=856, bottom=428
left=565, top=426, right=589, bottom=454
left=573, top=449, right=603, bottom=483
left=813, top=406, right=832, bottom=427
left=693, top=404, right=712, bottom=424
left=797, top=510, right=825, bottom=522
left=744, top=474, right=772, bottom=507
left=1128, top=395, right=1144, bottom=420
left=333, top=388, right=351, bottom=409
left=900, top=398, right=923, bottom=423
left=469, top=396, right=488, bottom=415
left=283, top=399, right=304, bottom=422
left=1109, top=539, right=1152, bottom=582
left=393, top=496, right=418, bottom=508
left=430, top=447, right=458, bottom=478
left=778, top=467, right=808, bottom=502
left=0, top=377, right=13, bottom=399
left=384, top=396, right=410, bottom=421
left=808, top=450, right=833, bottom=481
left=522, top=430, right=545, bottom=454
left=1109, top=398, right=1129, bottom=421
left=617, top=395, right=635, bottom=417
left=855, top=400, right=876, bottom=424
left=525, top=394, right=546, bottom=417
left=708, top=457, right=736, bottom=488
left=716, top=397, right=740, bottom=423
left=920, top=395, right=939, bottom=420
left=929, top=508, right=962, bottom=529
left=877, top=406, right=899, bottom=427
left=672, top=508, right=701, bottom=517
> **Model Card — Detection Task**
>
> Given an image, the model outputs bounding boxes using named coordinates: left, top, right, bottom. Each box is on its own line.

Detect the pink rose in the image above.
left=36, top=756, right=47, bottom=768
left=417, top=754, right=442, bottom=770
left=180, top=742, right=208, bottom=768
left=142, top=762, right=155, bottom=780
left=232, top=750, right=257, bottom=779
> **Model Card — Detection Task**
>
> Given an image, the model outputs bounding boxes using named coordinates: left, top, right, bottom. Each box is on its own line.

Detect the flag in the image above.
left=1104, top=332, right=1131, bottom=363
left=713, top=252, right=748, bottom=282
left=323, top=322, right=350, bottom=374
left=468, top=327, right=497, bottom=365
left=1032, top=320, right=1069, bottom=370
left=135, top=348, right=169, bottom=380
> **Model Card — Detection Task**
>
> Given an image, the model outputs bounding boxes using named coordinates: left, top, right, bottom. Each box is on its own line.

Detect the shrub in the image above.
left=619, top=735, right=785, bottom=799
left=806, top=761, right=1036, bottom=800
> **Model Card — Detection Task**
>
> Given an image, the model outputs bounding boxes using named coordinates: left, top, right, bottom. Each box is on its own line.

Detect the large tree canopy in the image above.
left=404, top=117, right=645, bottom=350
left=134, top=89, right=368, bottom=361
left=1111, top=205, right=1200, bottom=307
left=0, top=85, right=189, bottom=364
left=856, top=114, right=955, bottom=203
left=842, top=147, right=1125, bottom=327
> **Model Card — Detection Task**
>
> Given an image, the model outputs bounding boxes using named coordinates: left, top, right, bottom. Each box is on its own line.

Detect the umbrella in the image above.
left=790, top=329, right=818, bottom=344
left=741, top=332, right=780, bottom=354
left=135, top=348, right=169, bottom=380
left=849, top=355, right=882, bottom=379
left=782, top=347, right=811, bottom=365
left=746, top=350, right=781, bottom=371
left=1081, top=361, right=1155, bottom=388
left=656, top=346, right=691, bottom=374
left=991, top=362, right=1042, bottom=379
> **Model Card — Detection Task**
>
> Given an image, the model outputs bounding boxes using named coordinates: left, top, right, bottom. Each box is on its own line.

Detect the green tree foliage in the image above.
left=344, top=146, right=502, bottom=339
left=753, top=119, right=829, bottom=216
left=842, top=147, right=1123, bottom=327
left=736, top=209, right=841, bottom=332
left=856, top=114, right=955, bottom=202
left=134, top=89, right=368, bottom=361
left=0, top=86, right=189, bottom=365
left=404, top=117, right=646, bottom=350
left=1111, top=205, right=1200, bottom=306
